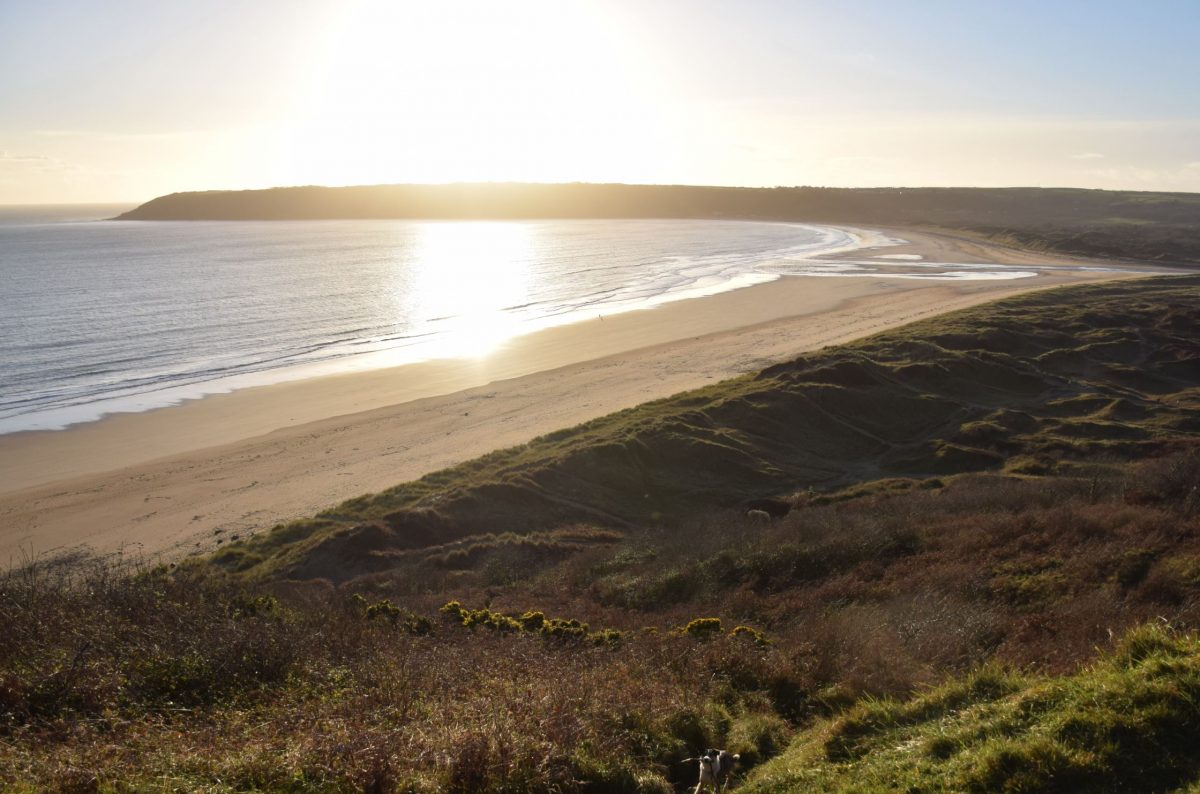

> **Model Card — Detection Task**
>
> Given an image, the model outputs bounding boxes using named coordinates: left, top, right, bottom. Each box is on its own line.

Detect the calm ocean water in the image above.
left=0, top=208, right=878, bottom=433
left=4, top=206, right=1131, bottom=434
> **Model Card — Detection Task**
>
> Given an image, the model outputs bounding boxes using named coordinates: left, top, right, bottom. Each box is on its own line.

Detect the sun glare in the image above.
left=284, top=1, right=665, bottom=186
left=395, top=221, right=533, bottom=359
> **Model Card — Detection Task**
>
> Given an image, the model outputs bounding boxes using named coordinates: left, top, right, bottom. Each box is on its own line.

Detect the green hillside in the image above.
left=745, top=623, right=1200, bottom=793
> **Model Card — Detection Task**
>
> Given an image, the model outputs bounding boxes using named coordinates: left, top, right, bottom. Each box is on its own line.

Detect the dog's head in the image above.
left=699, top=749, right=740, bottom=779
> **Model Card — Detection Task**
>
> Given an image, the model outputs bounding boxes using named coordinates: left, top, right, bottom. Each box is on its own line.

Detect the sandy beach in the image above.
left=0, top=227, right=1154, bottom=563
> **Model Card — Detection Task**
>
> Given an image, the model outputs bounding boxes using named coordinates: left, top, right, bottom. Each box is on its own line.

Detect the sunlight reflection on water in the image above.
left=6, top=217, right=857, bottom=432
left=3, top=214, right=1148, bottom=434
left=398, top=222, right=534, bottom=359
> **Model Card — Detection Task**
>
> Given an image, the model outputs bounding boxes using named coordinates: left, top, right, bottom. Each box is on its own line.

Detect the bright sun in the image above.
left=284, top=1, right=666, bottom=187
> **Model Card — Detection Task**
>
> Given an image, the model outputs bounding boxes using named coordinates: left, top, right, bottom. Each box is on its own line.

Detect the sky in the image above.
left=1, top=0, right=1198, bottom=204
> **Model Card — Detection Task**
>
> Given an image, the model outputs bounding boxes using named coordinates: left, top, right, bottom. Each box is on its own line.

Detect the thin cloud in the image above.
left=1070, top=152, right=1105, bottom=160
left=0, top=152, right=76, bottom=171
left=0, top=152, right=52, bottom=162
left=33, top=129, right=201, bottom=142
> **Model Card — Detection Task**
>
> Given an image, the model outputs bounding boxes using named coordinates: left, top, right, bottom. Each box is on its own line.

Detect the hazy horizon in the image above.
left=8, top=178, right=1200, bottom=211
left=3, top=0, right=1199, bottom=204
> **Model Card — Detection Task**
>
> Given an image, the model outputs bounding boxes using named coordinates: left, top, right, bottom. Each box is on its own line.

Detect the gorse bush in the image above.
left=362, top=598, right=434, bottom=635
left=541, top=616, right=590, bottom=639
left=732, top=625, right=771, bottom=647
left=519, top=610, right=546, bottom=630
left=684, top=617, right=723, bottom=639
left=439, top=601, right=610, bottom=641
left=590, top=628, right=626, bottom=647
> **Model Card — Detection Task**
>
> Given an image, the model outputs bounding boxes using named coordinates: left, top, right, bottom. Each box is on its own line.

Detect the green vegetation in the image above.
left=438, top=599, right=623, bottom=643
left=744, top=623, right=1200, bottom=793
left=2, top=275, right=1198, bottom=790
left=683, top=617, right=724, bottom=639
left=117, top=183, right=1200, bottom=264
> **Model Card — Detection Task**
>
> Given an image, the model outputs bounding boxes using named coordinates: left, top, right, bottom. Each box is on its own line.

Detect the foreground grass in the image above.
left=0, top=556, right=795, bottom=792
left=744, top=622, right=1200, bottom=793
left=3, top=448, right=1199, bottom=791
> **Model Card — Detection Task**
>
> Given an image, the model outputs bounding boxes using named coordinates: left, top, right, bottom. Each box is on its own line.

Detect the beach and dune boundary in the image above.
left=0, top=227, right=1155, bottom=562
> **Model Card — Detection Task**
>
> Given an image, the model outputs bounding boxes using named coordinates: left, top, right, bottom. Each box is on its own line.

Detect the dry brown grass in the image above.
left=0, top=554, right=797, bottom=792
left=4, top=450, right=1198, bottom=790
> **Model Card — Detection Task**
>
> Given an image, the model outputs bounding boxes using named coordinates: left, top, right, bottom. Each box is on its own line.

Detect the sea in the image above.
left=0, top=206, right=1088, bottom=434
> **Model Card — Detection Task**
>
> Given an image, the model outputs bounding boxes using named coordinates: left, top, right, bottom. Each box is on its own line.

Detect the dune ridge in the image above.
left=217, top=275, right=1200, bottom=583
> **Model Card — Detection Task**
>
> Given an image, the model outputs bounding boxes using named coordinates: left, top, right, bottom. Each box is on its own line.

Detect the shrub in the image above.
left=731, top=625, right=770, bottom=647
left=227, top=592, right=279, bottom=618
left=438, top=602, right=609, bottom=640
left=684, top=618, right=723, bottom=640
left=541, top=617, right=589, bottom=640
left=519, top=610, right=546, bottom=631
left=365, top=599, right=433, bottom=635
left=590, top=628, right=625, bottom=647
left=366, top=598, right=402, bottom=622
left=462, top=608, right=521, bottom=632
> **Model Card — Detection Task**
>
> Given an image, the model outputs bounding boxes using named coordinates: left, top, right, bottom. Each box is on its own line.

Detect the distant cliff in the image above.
left=116, top=183, right=1200, bottom=264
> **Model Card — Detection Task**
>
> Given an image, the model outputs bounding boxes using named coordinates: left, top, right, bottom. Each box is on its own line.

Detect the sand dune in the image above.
left=0, top=228, right=1152, bottom=563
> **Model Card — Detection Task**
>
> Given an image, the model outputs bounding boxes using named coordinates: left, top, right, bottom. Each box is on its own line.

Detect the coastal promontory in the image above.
left=115, top=182, right=1200, bottom=265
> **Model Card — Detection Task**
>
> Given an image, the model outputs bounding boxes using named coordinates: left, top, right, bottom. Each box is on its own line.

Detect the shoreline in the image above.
left=0, top=220, right=1126, bottom=444
left=0, top=227, right=1157, bottom=562
left=0, top=220, right=881, bottom=437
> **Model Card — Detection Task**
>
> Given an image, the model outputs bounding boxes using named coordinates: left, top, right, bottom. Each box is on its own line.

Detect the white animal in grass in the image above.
left=691, top=748, right=740, bottom=793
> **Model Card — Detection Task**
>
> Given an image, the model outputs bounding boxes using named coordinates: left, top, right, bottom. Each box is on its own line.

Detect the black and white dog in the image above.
left=693, top=748, right=740, bottom=793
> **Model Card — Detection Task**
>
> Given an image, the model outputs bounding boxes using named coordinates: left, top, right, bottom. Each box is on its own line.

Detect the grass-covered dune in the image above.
left=115, top=183, right=1200, bottom=265
left=220, top=275, right=1200, bottom=583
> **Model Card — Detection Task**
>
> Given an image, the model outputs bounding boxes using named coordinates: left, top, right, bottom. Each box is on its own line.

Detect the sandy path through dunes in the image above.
left=0, top=228, right=1154, bottom=562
